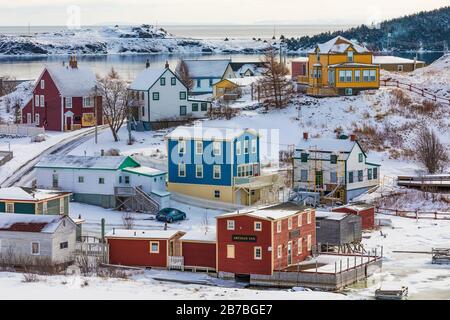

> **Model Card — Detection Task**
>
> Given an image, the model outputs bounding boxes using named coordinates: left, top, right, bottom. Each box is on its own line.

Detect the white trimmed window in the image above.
left=195, top=165, right=203, bottom=178
left=276, top=221, right=282, bottom=233
left=298, top=239, right=302, bottom=255
left=178, top=140, right=186, bottom=154
left=40, top=95, right=45, bottom=107
left=65, top=97, right=72, bottom=108
left=347, top=51, right=354, bottom=62
left=236, top=141, right=241, bottom=155
left=227, top=220, right=235, bottom=230
left=59, top=198, right=65, bottom=214
left=277, top=245, right=282, bottom=258
left=195, top=141, right=203, bottom=155
left=178, top=164, right=186, bottom=177
left=307, top=211, right=312, bottom=224
left=213, top=165, right=221, bottom=179
left=31, top=242, right=40, bottom=255
left=298, top=213, right=303, bottom=227
left=35, top=95, right=40, bottom=107
left=149, top=241, right=159, bottom=253
left=254, top=247, right=262, bottom=260
left=227, top=245, right=235, bottom=259
left=35, top=113, right=40, bottom=126
left=251, top=140, right=257, bottom=153
left=244, top=140, right=249, bottom=154
left=83, top=97, right=91, bottom=108
left=27, top=113, right=31, bottom=124
left=213, top=141, right=221, bottom=156
left=5, top=203, right=14, bottom=213
left=40, top=80, right=45, bottom=89
left=288, top=217, right=292, bottom=230
left=307, top=235, right=312, bottom=251
left=254, top=221, right=262, bottom=232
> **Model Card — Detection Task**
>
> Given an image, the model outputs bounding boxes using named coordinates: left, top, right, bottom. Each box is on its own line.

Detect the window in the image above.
left=307, top=235, right=312, bottom=251
left=124, top=176, right=130, bottom=184
left=150, top=241, right=159, bottom=253
left=213, top=141, right=221, bottom=156
left=251, top=140, right=257, bottom=153
left=209, top=79, right=214, bottom=87
left=213, top=165, right=221, bottom=179
left=369, top=70, right=377, bottom=82
left=192, top=103, right=199, bottom=112
left=345, top=88, right=353, bottom=96
left=349, top=171, right=354, bottom=183
left=59, top=198, right=65, bottom=214
left=195, top=141, right=203, bottom=155
left=99, top=177, right=105, bottom=184
left=160, top=77, right=166, bottom=86
left=65, top=97, right=72, bottom=108
left=35, top=113, right=40, bottom=126
left=339, top=70, right=346, bottom=82
left=201, top=103, right=208, bottom=111
left=60, top=242, right=68, bottom=249
left=330, top=154, right=338, bottom=164
left=345, top=70, right=352, bottom=82
left=300, top=170, right=308, bottom=182
left=142, top=106, right=145, bottom=117
left=52, top=174, right=58, bottom=188
left=178, top=140, right=186, bottom=154
left=368, top=168, right=373, bottom=180
left=254, top=221, right=262, bottom=231
left=277, top=245, right=282, bottom=259
left=288, top=217, right=292, bottom=230
left=195, top=165, right=203, bottom=178
left=152, top=92, right=160, bottom=100
left=298, top=239, right=302, bottom=255
left=276, top=221, right=281, bottom=233
left=180, top=106, right=187, bottom=116
left=196, top=79, right=201, bottom=88
left=171, top=77, right=176, bottom=85
left=373, top=167, right=378, bottom=180
left=35, top=95, right=40, bottom=107
left=358, top=153, right=364, bottom=162
left=347, top=51, right=354, bottom=62
left=398, top=65, right=404, bottom=72
left=180, top=92, right=187, bottom=100
left=355, top=70, right=361, bottom=82
left=40, top=95, right=45, bottom=107
left=178, top=164, right=186, bottom=177
left=298, top=213, right=303, bottom=227
left=236, top=141, right=242, bottom=155
left=214, top=190, right=221, bottom=198
left=358, top=170, right=363, bottom=182
left=40, top=80, right=45, bottom=89
left=27, top=113, right=31, bottom=123
left=5, top=203, right=14, bottom=213
left=301, top=153, right=308, bottom=163
left=227, top=220, right=235, bottom=230
left=363, top=70, right=370, bottom=82
left=330, top=172, right=338, bottom=184
left=254, top=247, right=262, bottom=260
left=31, top=242, right=40, bottom=255
left=227, top=245, right=235, bottom=259
left=83, top=97, right=91, bottom=108
left=307, top=211, right=312, bottom=224
left=43, top=202, right=48, bottom=214
left=244, top=140, right=249, bottom=154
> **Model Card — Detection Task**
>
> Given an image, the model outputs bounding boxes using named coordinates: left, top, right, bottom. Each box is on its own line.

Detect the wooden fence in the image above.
left=376, top=206, right=450, bottom=220
left=380, top=79, right=450, bottom=106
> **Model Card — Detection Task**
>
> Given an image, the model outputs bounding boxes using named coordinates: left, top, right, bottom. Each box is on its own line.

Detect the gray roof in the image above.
left=35, top=155, right=131, bottom=170
left=129, top=68, right=167, bottom=91
left=45, top=65, right=96, bottom=97
left=182, top=59, right=231, bottom=78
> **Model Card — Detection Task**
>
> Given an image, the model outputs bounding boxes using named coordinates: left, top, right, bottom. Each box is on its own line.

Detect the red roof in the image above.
left=0, top=222, right=49, bottom=232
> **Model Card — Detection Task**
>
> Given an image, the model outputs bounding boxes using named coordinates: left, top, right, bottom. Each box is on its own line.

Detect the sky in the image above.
left=0, top=0, right=448, bottom=26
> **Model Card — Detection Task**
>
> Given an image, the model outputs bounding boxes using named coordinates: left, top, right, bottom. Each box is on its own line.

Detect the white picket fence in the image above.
left=0, top=124, right=45, bottom=137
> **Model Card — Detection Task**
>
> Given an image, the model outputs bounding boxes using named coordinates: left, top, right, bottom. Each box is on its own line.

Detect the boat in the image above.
left=375, top=286, right=408, bottom=300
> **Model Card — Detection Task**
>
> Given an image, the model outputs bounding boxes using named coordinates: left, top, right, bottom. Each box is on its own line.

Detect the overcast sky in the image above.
left=0, top=0, right=448, bottom=26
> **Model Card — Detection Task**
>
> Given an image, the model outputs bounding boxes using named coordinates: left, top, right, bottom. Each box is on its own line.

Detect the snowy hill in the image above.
left=0, top=81, right=33, bottom=123
left=0, top=24, right=271, bottom=55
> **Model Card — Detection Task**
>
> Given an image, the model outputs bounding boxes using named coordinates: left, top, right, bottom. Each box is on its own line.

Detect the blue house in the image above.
left=165, top=126, right=277, bottom=206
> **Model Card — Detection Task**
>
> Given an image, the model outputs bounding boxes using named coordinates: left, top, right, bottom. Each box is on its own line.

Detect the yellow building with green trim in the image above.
left=300, top=36, right=380, bottom=96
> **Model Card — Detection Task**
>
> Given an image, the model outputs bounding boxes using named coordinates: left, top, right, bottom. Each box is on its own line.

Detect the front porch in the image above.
left=233, top=174, right=278, bottom=206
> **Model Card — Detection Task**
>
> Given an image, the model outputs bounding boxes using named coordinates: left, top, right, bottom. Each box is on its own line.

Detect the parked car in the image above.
left=156, top=208, right=187, bottom=223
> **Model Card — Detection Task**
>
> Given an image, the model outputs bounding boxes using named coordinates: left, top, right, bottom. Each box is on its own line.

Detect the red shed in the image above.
left=291, top=57, right=309, bottom=80
left=21, top=56, right=103, bottom=132
left=180, top=232, right=217, bottom=271
left=216, top=203, right=316, bottom=277
left=105, top=229, right=185, bottom=268
left=332, top=203, right=375, bottom=230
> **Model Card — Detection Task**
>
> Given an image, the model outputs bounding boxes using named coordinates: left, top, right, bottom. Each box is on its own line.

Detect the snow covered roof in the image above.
left=222, top=76, right=262, bottom=87
left=315, top=211, right=348, bottom=221
left=296, top=138, right=356, bottom=154
left=313, top=36, right=370, bottom=54
left=44, top=65, right=96, bottom=97
left=218, top=203, right=310, bottom=221
left=373, top=55, right=425, bottom=65
left=0, top=214, right=70, bottom=233
left=129, top=67, right=167, bottom=91
left=182, top=59, right=231, bottom=78
left=35, top=155, right=136, bottom=170
left=229, top=62, right=265, bottom=77
left=0, top=187, right=70, bottom=202
left=105, top=229, right=183, bottom=240
left=292, top=57, right=309, bottom=62
left=328, top=62, right=378, bottom=68
left=335, top=203, right=374, bottom=212
left=122, top=166, right=166, bottom=177
left=180, top=230, right=216, bottom=242
left=165, top=126, right=259, bottom=141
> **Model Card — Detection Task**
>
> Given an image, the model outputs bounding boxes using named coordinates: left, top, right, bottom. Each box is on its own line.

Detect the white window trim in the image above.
left=276, top=221, right=281, bottom=233
left=43, top=201, right=48, bottom=214
left=40, top=79, right=45, bottom=89
left=178, top=164, right=186, bottom=177
left=227, top=220, right=235, bottom=231
left=195, top=141, right=203, bottom=155
left=251, top=140, right=257, bottom=153
left=213, top=165, right=221, bottom=180
left=298, top=239, right=302, bottom=255
left=236, top=141, right=242, bottom=155
left=65, top=97, right=72, bottom=108
left=178, top=140, right=186, bottom=154
left=35, top=95, right=40, bottom=107
left=298, top=213, right=303, bottom=227
left=307, top=211, right=312, bottom=224
left=307, top=235, right=312, bottom=251
left=31, top=242, right=40, bottom=256
left=5, top=202, right=14, bottom=214
left=288, top=217, right=292, bottom=230
left=195, top=165, right=203, bottom=178
left=35, top=113, right=40, bottom=126
left=244, top=140, right=249, bottom=154
left=149, top=241, right=159, bottom=253
left=254, top=221, right=262, bottom=232
left=40, top=95, right=45, bottom=107
left=27, top=113, right=32, bottom=124
left=227, top=245, right=235, bottom=259
left=59, top=198, right=65, bottom=214
left=213, top=141, right=221, bottom=156
left=254, top=246, right=262, bottom=260
left=83, top=97, right=91, bottom=108
left=277, top=245, right=282, bottom=259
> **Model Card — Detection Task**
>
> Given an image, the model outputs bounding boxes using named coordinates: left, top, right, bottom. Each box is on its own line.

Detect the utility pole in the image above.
left=94, top=85, right=98, bottom=144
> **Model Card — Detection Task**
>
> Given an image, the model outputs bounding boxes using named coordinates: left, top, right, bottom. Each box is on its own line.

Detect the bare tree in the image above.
left=0, top=75, right=17, bottom=97
left=13, top=100, right=22, bottom=124
left=201, top=210, right=209, bottom=235
left=257, top=48, right=294, bottom=110
left=414, top=128, right=448, bottom=174
left=176, top=60, right=193, bottom=90
left=122, top=211, right=135, bottom=230
left=96, top=68, right=129, bottom=142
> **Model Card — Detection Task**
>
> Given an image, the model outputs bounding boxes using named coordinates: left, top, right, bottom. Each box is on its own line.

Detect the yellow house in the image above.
left=302, top=36, right=380, bottom=96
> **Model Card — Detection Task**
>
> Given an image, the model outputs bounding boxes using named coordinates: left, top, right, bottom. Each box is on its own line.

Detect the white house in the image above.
left=293, top=133, right=381, bottom=203
left=128, top=63, right=211, bottom=131
left=0, top=214, right=77, bottom=267
left=34, top=155, right=170, bottom=212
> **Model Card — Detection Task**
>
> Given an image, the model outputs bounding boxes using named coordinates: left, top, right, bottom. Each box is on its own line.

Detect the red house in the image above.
left=180, top=232, right=216, bottom=271
left=105, top=229, right=184, bottom=268
left=216, top=203, right=316, bottom=277
left=291, top=57, right=309, bottom=80
left=22, top=56, right=102, bottom=132
left=332, top=203, right=375, bottom=230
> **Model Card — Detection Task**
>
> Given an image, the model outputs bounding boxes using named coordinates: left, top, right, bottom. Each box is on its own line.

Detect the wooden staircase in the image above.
left=115, top=186, right=160, bottom=214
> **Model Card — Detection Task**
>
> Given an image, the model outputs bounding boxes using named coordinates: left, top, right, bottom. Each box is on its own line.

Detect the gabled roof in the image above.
left=129, top=67, right=171, bottom=91
left=35, top=155, right=140, bottom=170
left=296, top=138, right=356, bottom=154
left=219, top=76, right=262, bottom=87
left=105, top=229, right=183, bottom=240
left=373, top=55, right=425, bottom=65
left=229, top=62, right=266, bottom=76
left=41, top=65, right=96, bottom=97
left=122, top=166, right=166, bottom=177
left=182, top=59, right=231, bottom=78
left=313, top=36, right=370, bottom=54
left=0, top=187, right=70, bottom=202
left=165, top=126, right=259, bottom=142
left=217, top=203, right=310, bottom=221
left=0, top=214, right=72, bottom=233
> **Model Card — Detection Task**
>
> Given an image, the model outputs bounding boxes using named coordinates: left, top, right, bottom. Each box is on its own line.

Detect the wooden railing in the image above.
left=297, top=76, right=309, bottom=84
left=168, top=256, right=184, bottom=271
left=376, top=207, right=450, bottom=220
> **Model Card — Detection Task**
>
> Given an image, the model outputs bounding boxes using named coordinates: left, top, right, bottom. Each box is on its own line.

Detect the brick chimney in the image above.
left=303, top=132, right=309, bottom=140
left=146, top=59, right=150, bottom=69
left=69, top=54, right=78, bottom=69
left=350, top=134, right=357, bottom=142
left=165, top=60, right=169, bottom=69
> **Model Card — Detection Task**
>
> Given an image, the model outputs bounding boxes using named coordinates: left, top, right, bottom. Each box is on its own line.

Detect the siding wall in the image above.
left=107, top=238, right=168, bottom=268
left=181, top=241, right=216, bottom=269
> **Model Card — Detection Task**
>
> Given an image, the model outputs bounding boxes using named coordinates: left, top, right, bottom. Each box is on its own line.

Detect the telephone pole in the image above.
left=94, top=85, right=98, bottom=144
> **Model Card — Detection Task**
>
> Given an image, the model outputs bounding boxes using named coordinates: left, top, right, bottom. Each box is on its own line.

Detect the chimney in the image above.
left=350, top=134, right=357, bottom=142
left=69, top=54, right=78, bottom=69
left=303, top=132, right=309, bottom=140
left=146, top=59, right=150, bottom=69
left=165, top=60, right=169, bottom=69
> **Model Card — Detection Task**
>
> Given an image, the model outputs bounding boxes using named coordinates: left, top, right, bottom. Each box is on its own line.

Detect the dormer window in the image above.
left=347, top=51, right=354, bottom=62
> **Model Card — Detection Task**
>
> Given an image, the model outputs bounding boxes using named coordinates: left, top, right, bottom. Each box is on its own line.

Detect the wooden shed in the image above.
left=332, top=203, right=375, bottom=230
left=315, top=211, right=362, bottom=246
left=180, top=232, right=217, bottom=271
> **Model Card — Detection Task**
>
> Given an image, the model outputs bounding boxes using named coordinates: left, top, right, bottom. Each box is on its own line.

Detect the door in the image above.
left=315, top=170, right=323, bottom=188
left=169, top=241, right=174, bottom=256
left=287, top=241, right=292, bottom=266
left=66, top=116, right=72, bottom=131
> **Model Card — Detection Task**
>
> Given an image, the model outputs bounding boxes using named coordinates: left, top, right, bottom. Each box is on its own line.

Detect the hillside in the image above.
left=285, top=6, right=450, bottom=52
